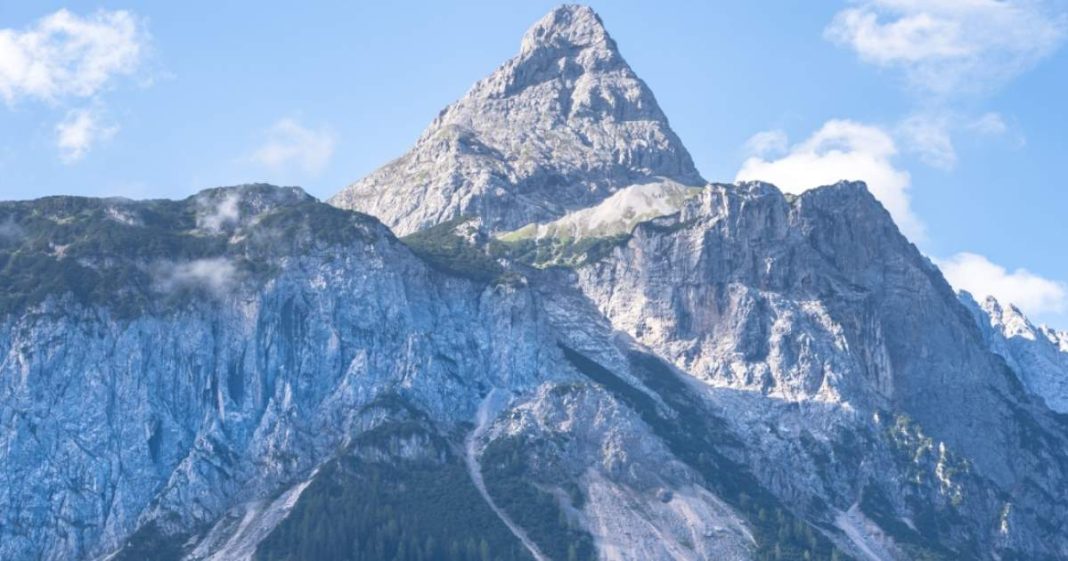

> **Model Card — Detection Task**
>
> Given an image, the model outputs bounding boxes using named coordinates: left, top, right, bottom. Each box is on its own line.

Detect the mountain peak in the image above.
left=519, top=5, right=614, bottom=56
left=330, top=4, right=702, bottom=235
left=961, top=291, right=1068, bottom=413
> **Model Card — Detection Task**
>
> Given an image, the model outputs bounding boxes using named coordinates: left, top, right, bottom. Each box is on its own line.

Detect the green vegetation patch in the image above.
left=110, top=520, right=188, bottom=561
left=480, top=434, right=596, bottom=561
left=256, top=422, right=532, bottom=561
left=0, top=186, right=382, bottom=318
left=857, top=487, right=959, bottom=561
left=0, top=196, right=221, bottom=317
left=492, top=233, right=629, bottom=269
left=401, top=217, right=504, bottom=282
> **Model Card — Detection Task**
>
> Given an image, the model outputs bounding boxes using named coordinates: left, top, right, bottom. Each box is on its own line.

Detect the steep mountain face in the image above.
left=961, top=293, right=1068, bottom=413
left=4, top=5, right=1068, bottom=561
left=572, top=182, right=1021, bottom=468
left=0, top=186, right=608, bottom=560
left=569, top=181, right=1068, bottom=558
left=0, top=186, right=809, bottom=561
left=0, top=187, right=527, bottom=559
left=330, top=5, right=703, bottom=236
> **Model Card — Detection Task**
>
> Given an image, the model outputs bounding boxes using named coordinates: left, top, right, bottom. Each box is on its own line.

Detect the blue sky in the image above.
left=1, top=1, right=1066, bottom=328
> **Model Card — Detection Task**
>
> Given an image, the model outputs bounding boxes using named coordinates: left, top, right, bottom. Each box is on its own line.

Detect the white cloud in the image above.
left=736, top=119, right=924, bottom=240
left=197, top=192, right=241, bottom=232
left=825, top=0, right=1067, bottom=95
left=154, top=258, right=238, bottom=297
left=251, top=118, right=336, bottom=176
left=0, top=9, right=147, bottom=104
left=968, top=112, right=1009, bottom=136
left=937, top=252, right=1067, bottom=317
left=895, top=111, right=1020, bottom=170
left=55, top=107, right=117, bottom=162
left=743, top=130, right=788, bottom=157
left=0, top=217, right=23, bottom=243
left=897, top=114, right=956, bottom=169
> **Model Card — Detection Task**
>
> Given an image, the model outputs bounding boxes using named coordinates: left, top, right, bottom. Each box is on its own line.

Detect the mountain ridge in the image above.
left=1, top=5, right=1067, bottom=561
left=961, top=291, right=1068, bottom=413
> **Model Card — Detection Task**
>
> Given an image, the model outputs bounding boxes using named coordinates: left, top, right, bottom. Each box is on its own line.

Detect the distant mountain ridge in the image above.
left=961, top=291, right=1068, bottom=413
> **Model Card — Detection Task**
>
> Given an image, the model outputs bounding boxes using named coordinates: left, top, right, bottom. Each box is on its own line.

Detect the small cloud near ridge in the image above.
left=737, top=119, right=924, bottom=241
left=55, top=107, right=117, bottom=163
left=251, top=118, right=336, bottom=176
left=937, top=252, right=1067, bottom=319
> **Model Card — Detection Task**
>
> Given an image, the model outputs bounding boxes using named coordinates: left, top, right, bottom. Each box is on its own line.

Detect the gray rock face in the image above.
left=0, top=188, right=567, bottom=561
left=4, top=5, right=1068, bottom=561
left=961, top=292, right=1068, bottom=413
left=0, top=186, right=770, bottom=561
left=575, top=181, right=993, bottom=428
left=329, top=4, right=703, bottom=235
left=480, top=382, right=755, bottom=561
left=571, top=180, right=1068, bottom=557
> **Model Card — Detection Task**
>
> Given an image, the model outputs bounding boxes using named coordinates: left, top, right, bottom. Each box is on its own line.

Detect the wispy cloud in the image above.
left=251, top=118, right=336, bottom=176
left=736, top=119, right=924, bottom=240
left=825, top=0, right=1068, bottom=96
left=197, top=192, right=241, bottom=232
left=0, top=9, right=150, bottom=163
left=968, top=112, right=1009, bottom=136
left=0, top=9, right=148, bottom=104
left=897, top=113, right=956, bottom=169
left=743, top=130, right=789, bottom=158
left=0, top=217, right=24, bottom=243
left=55, top=106, right=117, bottom=163
left=153, top=258, right=239, bottom=297
left=893, top=110, right=1018, bottom=171
left=937, top=252, right=1067, bottom=318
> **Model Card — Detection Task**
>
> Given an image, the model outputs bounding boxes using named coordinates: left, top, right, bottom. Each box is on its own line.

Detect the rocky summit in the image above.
left=3, top=5, right=1068, bottom=561
left=330, top=4, right=703, bottom=236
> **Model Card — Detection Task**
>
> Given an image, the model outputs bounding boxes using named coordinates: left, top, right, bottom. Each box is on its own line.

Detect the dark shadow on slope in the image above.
left=254, top=415, right=534, bottom=561
left=559, top=343, right=854, bottom=561
left=479, top=433, right=597, bottom=561
left=109, top=520, right=187, bottom=561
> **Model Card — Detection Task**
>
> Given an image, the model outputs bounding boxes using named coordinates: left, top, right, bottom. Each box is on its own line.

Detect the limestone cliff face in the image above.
left=330, top=5, right=702, bottom=236
left=0, top=187, right=760, bottom=561
left=0, top=187, right=566, bottom=560
left=571, top=180, right=1068, bottom=558
left=574, top=181, right=1017, bottom=459
left=4, top=5, right=1068, bottom=561
left=961, top=292, right=1068, bottom=413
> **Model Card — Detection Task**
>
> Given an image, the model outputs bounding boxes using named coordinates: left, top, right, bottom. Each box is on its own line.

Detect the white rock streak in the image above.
left=464, top=390, right=549, bottom=561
